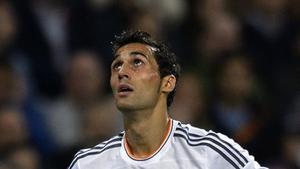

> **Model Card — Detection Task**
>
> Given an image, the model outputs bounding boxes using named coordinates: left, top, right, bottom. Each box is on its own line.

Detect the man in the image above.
left=68, top=30, right=267, bottom=169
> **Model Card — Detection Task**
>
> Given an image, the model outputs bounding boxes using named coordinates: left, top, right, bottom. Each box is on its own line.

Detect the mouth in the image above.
left=117, top=84, right=133, bottom=96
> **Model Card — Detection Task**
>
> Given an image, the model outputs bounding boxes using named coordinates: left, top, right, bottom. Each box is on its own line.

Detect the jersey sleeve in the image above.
left=243, top=160, right=268, bottom=169
left=68, top=149, right=84, bottom=169
left=214, top=131, right=268, bottom=169
left=68, top=161, right=80, bottom=169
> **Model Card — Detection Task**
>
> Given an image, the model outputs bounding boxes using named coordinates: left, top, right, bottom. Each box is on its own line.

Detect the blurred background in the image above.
left=0, top=0, right=299, bottom=168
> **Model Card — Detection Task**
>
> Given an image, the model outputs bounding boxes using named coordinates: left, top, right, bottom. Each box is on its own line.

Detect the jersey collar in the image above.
left=120, top=118, right=176, bottom=165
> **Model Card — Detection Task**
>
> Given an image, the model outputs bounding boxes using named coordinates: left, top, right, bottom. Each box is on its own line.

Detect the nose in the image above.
left=118, top=64, right=129, bottom=80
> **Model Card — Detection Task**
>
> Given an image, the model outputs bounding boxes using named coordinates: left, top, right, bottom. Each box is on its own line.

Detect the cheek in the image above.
left=149, top=72, right=160, bottom=80
left=141, top=72, right=161, bottom=90
left=140, top=70, right=160, bottom=82
left=110, top=75, right=117, bottom=91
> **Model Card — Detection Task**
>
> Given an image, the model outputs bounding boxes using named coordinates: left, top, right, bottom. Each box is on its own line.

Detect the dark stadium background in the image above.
left=0, top=0, right=299, bottom=168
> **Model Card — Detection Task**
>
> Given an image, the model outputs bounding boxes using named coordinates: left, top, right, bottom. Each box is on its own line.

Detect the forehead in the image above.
left=114, top=43, right=156, bottom=59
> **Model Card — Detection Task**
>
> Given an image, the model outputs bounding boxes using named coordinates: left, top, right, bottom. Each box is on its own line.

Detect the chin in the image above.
left=116, top=102, right=134, bottom=112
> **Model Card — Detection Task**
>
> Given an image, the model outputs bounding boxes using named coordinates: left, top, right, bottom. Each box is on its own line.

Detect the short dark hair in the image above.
left=111, top=30, right=181, bottom=107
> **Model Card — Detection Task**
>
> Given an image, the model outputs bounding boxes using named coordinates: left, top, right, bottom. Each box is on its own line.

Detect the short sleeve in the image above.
left=212, top=131, right=268, bottom=169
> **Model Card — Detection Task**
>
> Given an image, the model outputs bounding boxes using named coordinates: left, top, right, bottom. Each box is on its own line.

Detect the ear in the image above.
left=161, top=75, right=176, bottom=93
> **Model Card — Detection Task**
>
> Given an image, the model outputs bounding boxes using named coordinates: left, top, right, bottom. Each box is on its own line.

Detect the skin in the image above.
left=110, top=43, right=176, bottom=158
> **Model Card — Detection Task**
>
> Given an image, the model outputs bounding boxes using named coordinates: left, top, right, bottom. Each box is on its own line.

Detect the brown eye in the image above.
left=133, top=59, right=143, bottom=67
left=112, top=62, right=122, bottom=71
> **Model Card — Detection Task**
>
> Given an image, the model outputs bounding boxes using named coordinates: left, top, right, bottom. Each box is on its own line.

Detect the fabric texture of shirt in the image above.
left=68, top=119, right=268, bottom=169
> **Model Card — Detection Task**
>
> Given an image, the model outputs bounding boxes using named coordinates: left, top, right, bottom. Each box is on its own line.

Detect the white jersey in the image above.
left=68, top=119, right=267, bottom=169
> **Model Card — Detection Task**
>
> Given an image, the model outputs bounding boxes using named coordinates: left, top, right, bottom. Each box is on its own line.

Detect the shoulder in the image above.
left=68, top=132, right=124, bottom=169
left=173, top=121, right=210, bottom=143
left=173, top=121, right=265, bottom=169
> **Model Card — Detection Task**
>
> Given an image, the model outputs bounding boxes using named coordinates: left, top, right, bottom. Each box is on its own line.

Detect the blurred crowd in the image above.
left=0, top=0, right=299, bottom=168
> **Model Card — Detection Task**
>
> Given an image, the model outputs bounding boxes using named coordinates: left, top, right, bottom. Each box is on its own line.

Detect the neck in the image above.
left=123, top=108, right=170, bottom=159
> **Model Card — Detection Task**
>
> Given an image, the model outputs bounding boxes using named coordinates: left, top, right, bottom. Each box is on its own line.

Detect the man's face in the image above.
left=110, top=43, right=162, bottom=112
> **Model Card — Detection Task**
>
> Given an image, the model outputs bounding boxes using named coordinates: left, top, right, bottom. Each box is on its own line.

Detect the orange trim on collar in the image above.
left=124, top=118, right=172, bottom=160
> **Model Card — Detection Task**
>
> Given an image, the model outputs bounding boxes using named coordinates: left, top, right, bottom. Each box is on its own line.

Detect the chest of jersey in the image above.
left=78, top=138, right=233, bottom=169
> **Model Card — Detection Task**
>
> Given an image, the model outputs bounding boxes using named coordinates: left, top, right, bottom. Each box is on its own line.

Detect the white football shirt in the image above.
left=68, top=119, right=268, bottom=169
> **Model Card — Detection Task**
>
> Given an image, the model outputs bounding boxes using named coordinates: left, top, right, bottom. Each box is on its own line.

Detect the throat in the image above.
left=124, top=118, right=172, bottom=160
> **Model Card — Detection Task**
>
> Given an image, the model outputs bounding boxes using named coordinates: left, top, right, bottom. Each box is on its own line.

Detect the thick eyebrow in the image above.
left=130, top=51, right=149, bottom=59
left=113, top=54, right=120, bottom=60
left=113, top=51, right=149, bottom=60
